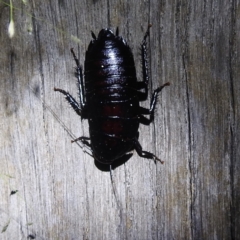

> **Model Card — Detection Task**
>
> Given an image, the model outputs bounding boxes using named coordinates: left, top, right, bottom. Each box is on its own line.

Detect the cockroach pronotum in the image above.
left=54, top=24, right=170, bottom=165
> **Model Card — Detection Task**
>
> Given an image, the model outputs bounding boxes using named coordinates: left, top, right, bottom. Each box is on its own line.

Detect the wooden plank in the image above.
left=0, top=0, right=239, bottom=239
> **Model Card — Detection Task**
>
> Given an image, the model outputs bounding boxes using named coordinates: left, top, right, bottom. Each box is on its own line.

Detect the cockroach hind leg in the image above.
left=134, top=139, right=164, bottom=164
left=153, top=156, right=164, bottom=164
left=71, top=136, right=91, bottom=147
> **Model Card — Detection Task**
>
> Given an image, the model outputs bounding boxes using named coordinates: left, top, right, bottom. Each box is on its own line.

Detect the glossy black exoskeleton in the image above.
left=54, top=25, right=169, bottom=165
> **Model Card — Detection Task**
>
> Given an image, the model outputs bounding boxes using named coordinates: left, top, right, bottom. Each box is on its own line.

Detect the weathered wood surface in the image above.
left=0, top=0, right=239, bottom=239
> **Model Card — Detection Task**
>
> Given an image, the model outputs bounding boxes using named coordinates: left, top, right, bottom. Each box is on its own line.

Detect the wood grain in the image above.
left=0, top=0, right=239, bottom=239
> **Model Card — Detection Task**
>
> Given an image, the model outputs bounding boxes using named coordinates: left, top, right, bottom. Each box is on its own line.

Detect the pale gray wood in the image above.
left=0, top=0, right=239, bottom=239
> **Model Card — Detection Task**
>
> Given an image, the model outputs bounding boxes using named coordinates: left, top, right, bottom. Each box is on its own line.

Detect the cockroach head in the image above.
left=98, top=28, right=115, bottom=39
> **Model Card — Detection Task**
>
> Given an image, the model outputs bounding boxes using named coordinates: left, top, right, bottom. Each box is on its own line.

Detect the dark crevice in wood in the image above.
left=229, top=0, right=237, bottom=239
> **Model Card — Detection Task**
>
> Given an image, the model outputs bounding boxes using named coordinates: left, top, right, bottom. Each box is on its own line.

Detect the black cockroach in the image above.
left=54, top=24, right=169, bottom=165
